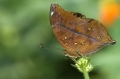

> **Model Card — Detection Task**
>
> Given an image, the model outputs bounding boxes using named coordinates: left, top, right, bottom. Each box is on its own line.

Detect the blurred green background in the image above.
left=0, top=0, right=120, bottom=79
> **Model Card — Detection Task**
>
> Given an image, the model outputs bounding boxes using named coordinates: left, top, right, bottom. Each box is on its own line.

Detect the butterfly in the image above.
left=50, top=4, right=116, bottom=58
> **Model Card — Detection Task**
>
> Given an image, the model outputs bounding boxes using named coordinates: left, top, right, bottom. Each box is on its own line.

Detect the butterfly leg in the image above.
left=69, top=56, right=77, bottom=62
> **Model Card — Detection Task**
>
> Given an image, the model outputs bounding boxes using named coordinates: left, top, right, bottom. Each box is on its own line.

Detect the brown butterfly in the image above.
left=50, top=4, right=116, bottom=58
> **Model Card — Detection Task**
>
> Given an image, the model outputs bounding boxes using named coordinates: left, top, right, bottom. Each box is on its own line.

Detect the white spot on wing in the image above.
left=74, top=42, right=77, bottom=45
left=65, top=43, right=67, bottom=45
left=65, top=37, right=67, bottom=39
left=51, top=11, right=54, bottom=16
left=81, top=42, right=85, bottom=45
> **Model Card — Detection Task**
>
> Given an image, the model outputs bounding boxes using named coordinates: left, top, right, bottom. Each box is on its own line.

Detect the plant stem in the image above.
left=72, top=57, right=92, bottom=79
left=83, top=67, right=90, bottom=79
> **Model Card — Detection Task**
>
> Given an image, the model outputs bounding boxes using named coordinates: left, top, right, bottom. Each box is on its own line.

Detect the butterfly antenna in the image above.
left=40, top=43, right=63, bottom=51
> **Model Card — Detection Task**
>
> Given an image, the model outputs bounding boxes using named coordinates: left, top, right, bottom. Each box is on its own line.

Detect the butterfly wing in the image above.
left=50, top=4, right=115, bottom=57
